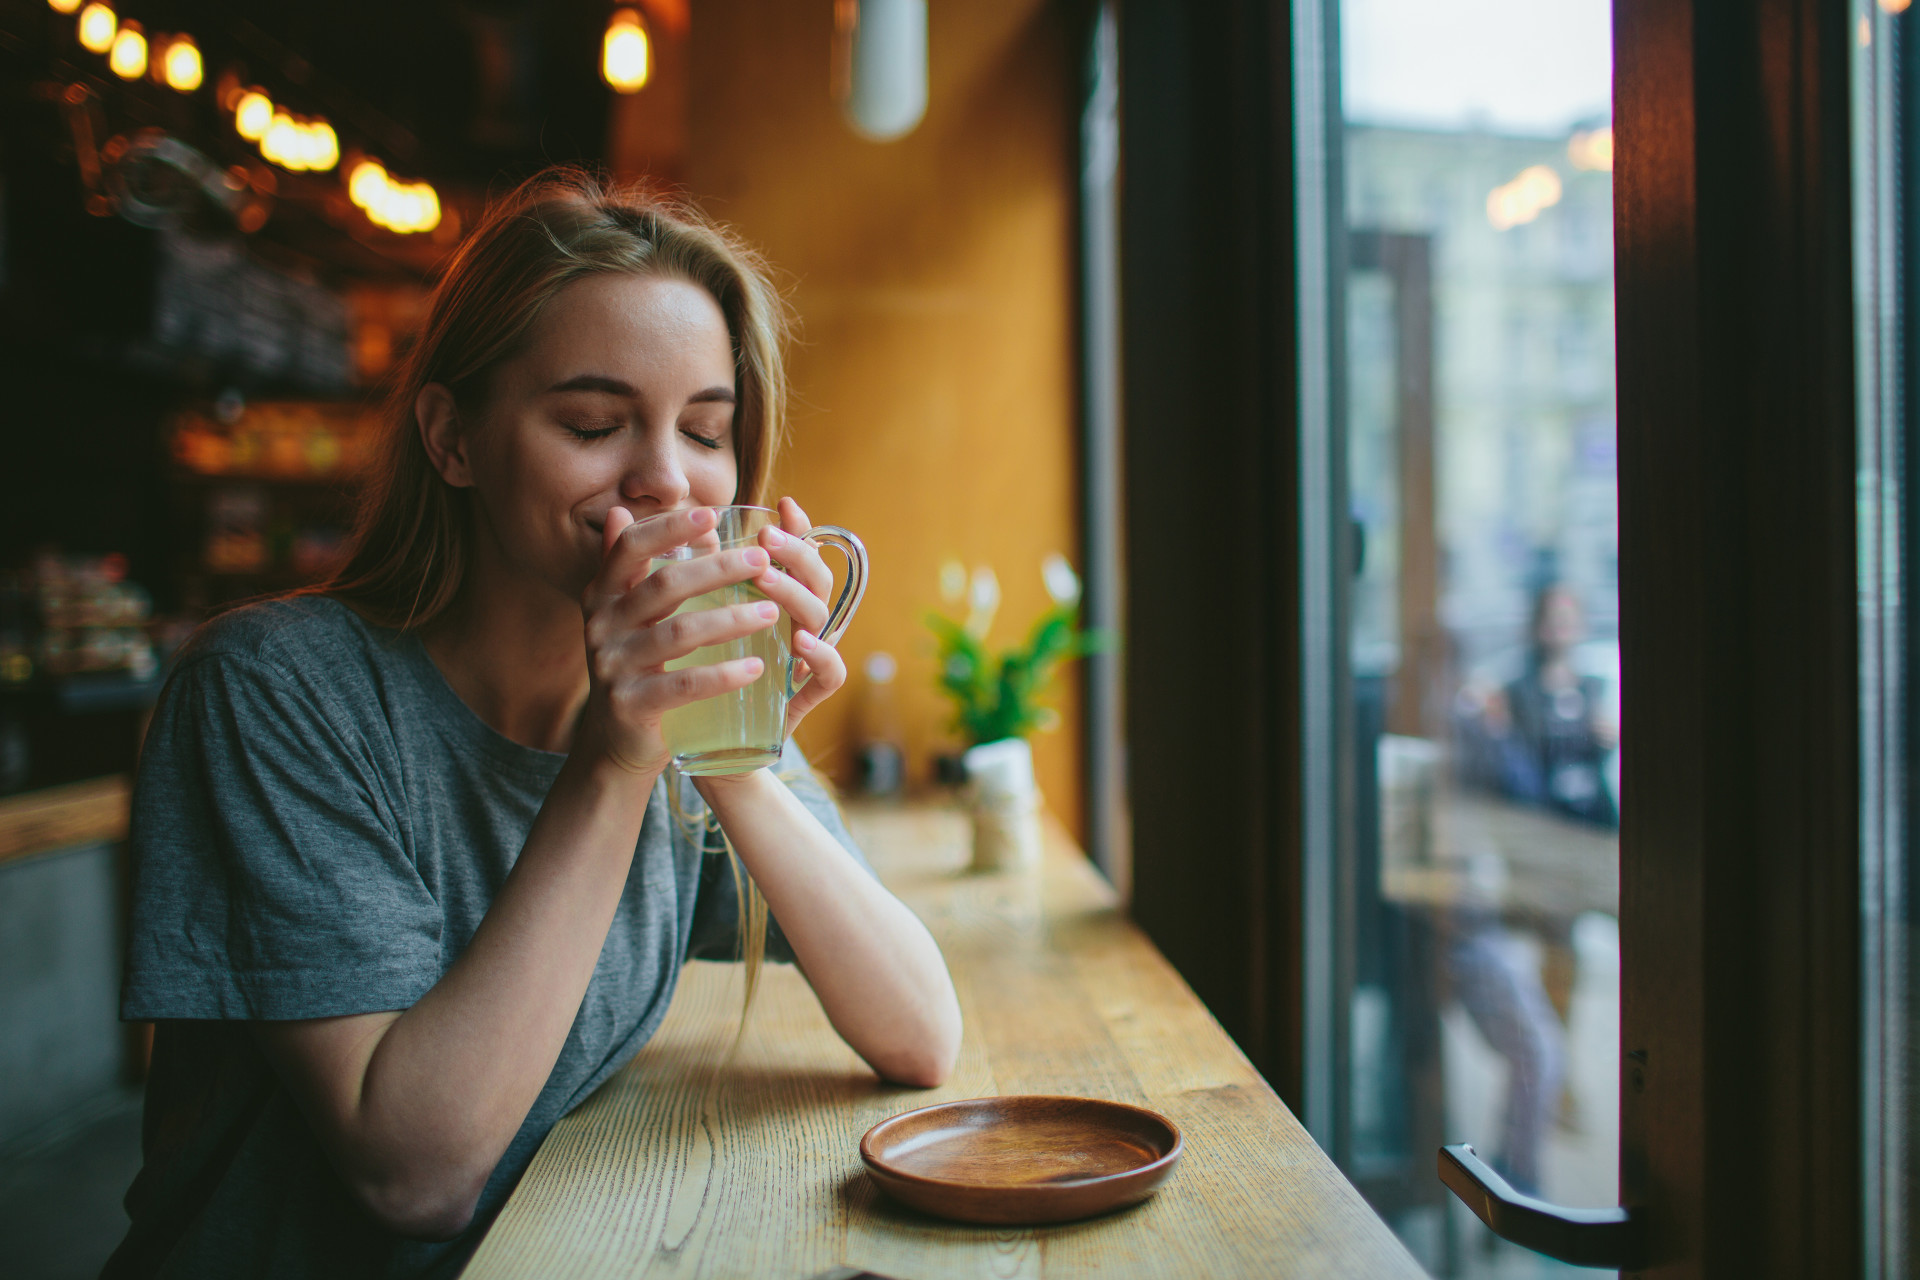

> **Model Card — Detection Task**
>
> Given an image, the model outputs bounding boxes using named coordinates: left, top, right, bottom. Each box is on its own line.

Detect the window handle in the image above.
left=1439, top=1143, right=1647, bottom=1270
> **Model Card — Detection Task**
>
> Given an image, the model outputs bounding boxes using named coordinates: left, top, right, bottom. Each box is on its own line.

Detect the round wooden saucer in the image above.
left=858, top=1095, right=1184, bottom=1225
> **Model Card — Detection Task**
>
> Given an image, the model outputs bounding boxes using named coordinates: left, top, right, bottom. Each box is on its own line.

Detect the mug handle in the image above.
left=801, top=524, right=869, bottom=647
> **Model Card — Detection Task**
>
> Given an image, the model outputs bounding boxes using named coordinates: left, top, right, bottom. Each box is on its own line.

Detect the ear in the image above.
left=416, top=383, right=474, bottom=488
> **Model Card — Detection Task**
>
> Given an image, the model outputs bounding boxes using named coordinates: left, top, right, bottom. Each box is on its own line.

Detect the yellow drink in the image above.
left=658, top=578, right=792, bottom=775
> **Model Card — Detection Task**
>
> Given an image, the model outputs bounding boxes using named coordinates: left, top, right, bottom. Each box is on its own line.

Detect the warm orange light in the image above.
left=1568, top=125, right=1613, bottom=173
left=1486, top=165, right=1564, bottom=231
left=348, top=158, right=388, bottom=208
left=348, top=158, right=441, bottom=234
left=306, top=121, right=339, bottom=172
left=261, top=112, right=302, bottom=169
left=48, top=0, right=82, bottom=14
left=235, top=91, right=273, bottom=141
left=1880, top=0, right=1910, bottom=13
left=162, top=34, right=202, bottom=92
left=76, top=3, right=115, bottom=54
left=602, top=8, right=650, bottom=93
left=108, top=22, right=146, bottom=80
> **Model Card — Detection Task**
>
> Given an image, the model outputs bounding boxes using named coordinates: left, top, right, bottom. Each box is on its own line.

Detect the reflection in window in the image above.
left=1336, top=0, right=1618, bottom=1271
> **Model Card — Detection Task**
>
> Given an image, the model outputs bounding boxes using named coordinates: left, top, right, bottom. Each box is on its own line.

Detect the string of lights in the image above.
left=45, top=0, right=444, bottom=236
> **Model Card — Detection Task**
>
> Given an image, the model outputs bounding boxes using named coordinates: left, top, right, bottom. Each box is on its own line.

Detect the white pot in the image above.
left=963, top=737, right=1042, bottom=872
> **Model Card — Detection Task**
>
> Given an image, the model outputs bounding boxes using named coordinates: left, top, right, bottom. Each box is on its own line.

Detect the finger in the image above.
left=784, top=629, right=846, bottom=727
left=760, top=526, right=835, bottom=611
left=604, top=544, right=772, bottom=629
left=626, top=600, right=780, bottom=669
left=584, top=506, right=716, bottom=613
left=615, top=657, right=767, bottom=716
left=746, top=563, right=829, bottom=635
left=777, top=495, right=810, bottom=536
left=603, top=505, right=634, bottom=558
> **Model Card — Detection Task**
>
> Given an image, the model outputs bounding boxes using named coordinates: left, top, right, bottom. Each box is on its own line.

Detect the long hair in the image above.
left=324, top=166, right=789, bottom=630
left=322, top=167, right=788, bottom=1012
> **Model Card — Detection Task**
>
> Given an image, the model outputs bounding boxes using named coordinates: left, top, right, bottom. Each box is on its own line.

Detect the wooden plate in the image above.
left=859, top=1095, right=1183, bottom=1225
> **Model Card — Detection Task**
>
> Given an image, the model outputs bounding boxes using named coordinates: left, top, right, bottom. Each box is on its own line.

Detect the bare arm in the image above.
left=694, top=768, right=962, bottom=1086
left=254, top=753, right=654, bottom=1238
left=254, top=506, right=775, bottom=1238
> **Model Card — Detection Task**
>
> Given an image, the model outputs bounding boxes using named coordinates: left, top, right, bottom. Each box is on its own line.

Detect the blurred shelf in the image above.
left=0, top=775, right=131, bottom=866
left=0, top=670, right=166, bottom=715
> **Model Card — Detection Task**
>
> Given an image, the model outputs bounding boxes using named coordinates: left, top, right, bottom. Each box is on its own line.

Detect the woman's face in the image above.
left=430, top=272, right=740, bottom=600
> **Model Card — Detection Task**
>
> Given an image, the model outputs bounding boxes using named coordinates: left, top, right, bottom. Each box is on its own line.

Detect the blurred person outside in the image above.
left=1443, top=583, right=1618, bottom=1194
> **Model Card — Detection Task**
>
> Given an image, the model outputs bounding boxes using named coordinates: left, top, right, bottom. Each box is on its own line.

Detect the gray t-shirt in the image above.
left=106, top=596, right=861, bottom=1279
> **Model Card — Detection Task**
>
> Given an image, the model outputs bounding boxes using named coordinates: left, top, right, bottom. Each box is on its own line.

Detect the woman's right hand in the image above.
left=574, top=505, right=780, bottom=776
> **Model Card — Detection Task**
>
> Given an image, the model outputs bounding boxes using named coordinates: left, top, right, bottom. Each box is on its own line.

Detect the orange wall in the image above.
left=681, top=0, right=1084, bottom=838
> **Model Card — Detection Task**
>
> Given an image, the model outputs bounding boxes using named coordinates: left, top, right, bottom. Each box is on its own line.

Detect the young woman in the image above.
left=105, top=170, right=962, bottom=1279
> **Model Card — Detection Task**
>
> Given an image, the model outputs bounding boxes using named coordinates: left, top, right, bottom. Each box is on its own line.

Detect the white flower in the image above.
left=1041, top=553, right=1081, bottom=606
left=964, top=565, right=1000, bottom=640
left=938, top=559, right=968, bottom=604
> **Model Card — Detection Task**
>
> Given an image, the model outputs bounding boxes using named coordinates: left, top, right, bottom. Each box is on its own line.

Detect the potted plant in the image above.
left=926, top=555, right=1106, bottom=871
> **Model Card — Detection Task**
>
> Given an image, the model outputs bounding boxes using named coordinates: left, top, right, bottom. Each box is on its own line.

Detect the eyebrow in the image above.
left=546, top=374, right=736, bottom=406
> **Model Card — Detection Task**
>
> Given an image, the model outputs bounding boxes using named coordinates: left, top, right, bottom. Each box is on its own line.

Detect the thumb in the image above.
left=603, top=506, right=635, bottom=560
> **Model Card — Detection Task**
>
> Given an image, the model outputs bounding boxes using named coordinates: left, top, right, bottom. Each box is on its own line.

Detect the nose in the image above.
left=617, top=428, right=692, bottom=510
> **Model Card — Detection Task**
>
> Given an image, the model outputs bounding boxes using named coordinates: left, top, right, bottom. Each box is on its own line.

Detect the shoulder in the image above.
left=157, top=596, right=411, bottom=743
left=176, top=595, right=394, bottom=681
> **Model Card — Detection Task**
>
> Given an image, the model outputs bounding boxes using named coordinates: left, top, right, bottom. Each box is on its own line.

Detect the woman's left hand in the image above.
left=748, top=496, right=848, bottom=738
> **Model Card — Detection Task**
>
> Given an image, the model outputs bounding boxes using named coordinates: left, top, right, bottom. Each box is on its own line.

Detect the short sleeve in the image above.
left=122, top=652, right=442, bottom=1021
left=683, top=738, right=878, bottom=964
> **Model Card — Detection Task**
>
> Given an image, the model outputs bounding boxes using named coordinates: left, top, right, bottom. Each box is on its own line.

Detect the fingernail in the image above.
left=756, top=601, right=779, bottom=620
left=764, top=528, right=787, bottom=546
left=689, top=507, right=714, bottom=525
left=796, top=630, right=816, bottom=651
left=745, top=658, right=765, bottom=676
left=758, top=570, right=781, bottom=586
left=744, top=548, right=769, bottom=568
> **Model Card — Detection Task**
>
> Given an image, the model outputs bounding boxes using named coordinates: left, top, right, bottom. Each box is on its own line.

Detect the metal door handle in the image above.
left=1439, top=1143, right=1647, bottom=1269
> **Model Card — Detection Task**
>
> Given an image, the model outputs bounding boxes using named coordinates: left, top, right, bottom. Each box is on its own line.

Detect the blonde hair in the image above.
left=323, top=166, right=789, bottom=1005
left=325, top=165, right=788, bottom=630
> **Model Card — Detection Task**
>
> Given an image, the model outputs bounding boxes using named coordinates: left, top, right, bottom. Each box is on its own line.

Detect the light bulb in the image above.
left=349, top=159, right=387, bottom=208
left=235, top=91, right=273, bottom=141
left=306, top=121, right=339, bottom=172
left=108, top=23, right=146, bottom=80
left=76, top=3, right=115, bottom=54
left=413, top=185, right=442, bottom=233
left=602, top=9, right=650, bottom=93
left=839, top=0, right=928, bottom=141
left=162, top=34, right=202, bottom=92
left=263, top=112, right=302, bottom=169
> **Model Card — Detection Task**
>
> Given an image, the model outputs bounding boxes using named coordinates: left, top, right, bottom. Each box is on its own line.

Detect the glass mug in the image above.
left=651, top=505, right=869, bottom=776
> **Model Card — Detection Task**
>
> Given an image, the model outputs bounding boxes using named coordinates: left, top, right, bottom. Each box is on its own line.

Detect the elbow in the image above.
left=884, top=1054, right=954, bottom=1090
left=350, top=1167, right=489, bottom=1241
left=877, top=1010, right=963, bottom=1089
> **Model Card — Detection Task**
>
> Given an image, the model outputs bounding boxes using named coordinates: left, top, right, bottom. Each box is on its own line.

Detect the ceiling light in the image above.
left=76, top=3, right=116, bottom=54
left=602, top=8, right=651, bottom=93
left=162, top=34, right=203, bottom=92
left=108, top=22, right=146, bottom=80
left=235, top=91, right=273, bottom=142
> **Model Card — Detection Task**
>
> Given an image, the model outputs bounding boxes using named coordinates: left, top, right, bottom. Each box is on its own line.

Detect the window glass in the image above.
left=1336, top=0, right=1618, bottom=1271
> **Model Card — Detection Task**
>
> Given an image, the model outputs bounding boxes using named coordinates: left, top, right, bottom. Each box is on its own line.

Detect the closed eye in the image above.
left=682, top=428, right=727, bottom=451
left=562, top=419, right=622, bottom=441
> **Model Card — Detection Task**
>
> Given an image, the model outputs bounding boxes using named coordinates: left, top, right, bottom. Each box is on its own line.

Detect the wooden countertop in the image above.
left=463, top=802, right=1424, bottom=1279
left=0, top=775, right=131, bottom=867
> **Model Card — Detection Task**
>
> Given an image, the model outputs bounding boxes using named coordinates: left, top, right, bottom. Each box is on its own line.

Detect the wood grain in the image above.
left=462, top=803, right=1424, bottom=1279
left=0, top=774, right=130, bottom=866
